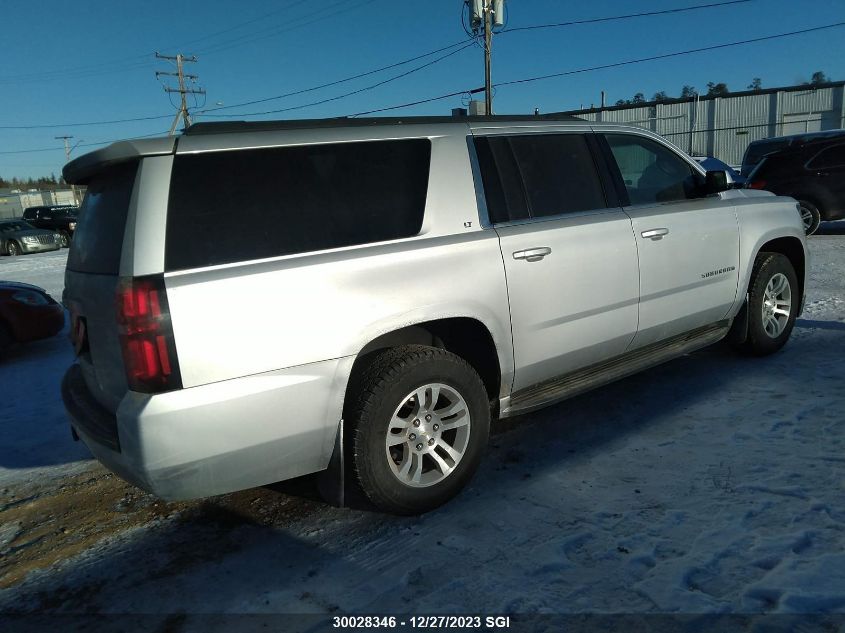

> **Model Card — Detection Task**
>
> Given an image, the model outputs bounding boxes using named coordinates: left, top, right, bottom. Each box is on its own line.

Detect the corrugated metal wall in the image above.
left=569, top=83, right=845, bottom=166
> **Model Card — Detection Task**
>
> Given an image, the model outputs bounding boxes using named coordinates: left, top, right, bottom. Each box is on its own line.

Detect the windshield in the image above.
left=0, top=221, right=34, bottom=233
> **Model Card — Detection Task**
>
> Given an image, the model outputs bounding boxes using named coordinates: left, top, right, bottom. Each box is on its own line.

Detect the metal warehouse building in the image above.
left=561, top=81, right=845, bottom=167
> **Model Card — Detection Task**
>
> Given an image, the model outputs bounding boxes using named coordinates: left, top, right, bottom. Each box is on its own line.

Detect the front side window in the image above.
left=806, top=143, right=845, bottom=170
left=606, top=134, right=696, bottom=205
left=473, top=133, right=607, bottom=223
left=166, top=139, right=430, bottom=271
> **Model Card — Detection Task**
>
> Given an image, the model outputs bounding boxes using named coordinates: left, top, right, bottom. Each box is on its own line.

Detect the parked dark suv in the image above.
left=22, top=205, right=79, bottom=247
left=741, top=129, right=845, bottom=177
left=746, top=135, right=845, bottom=235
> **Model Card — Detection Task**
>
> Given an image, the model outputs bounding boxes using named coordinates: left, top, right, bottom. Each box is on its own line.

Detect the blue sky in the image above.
left=1, top=0, right=843, bottom=179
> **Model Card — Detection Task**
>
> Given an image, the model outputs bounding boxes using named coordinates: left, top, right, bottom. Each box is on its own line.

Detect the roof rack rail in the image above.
left=183, top=114, right=583, bottom=135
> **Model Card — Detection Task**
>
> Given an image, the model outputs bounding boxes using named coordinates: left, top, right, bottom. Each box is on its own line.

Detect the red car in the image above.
left=0, top=281, right=65, bottom=354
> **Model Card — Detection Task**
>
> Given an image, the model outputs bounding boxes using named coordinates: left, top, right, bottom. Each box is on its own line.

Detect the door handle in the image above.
left=641, top=228, right=669, bottom=241
left=513, top=247, right=552, bottom=261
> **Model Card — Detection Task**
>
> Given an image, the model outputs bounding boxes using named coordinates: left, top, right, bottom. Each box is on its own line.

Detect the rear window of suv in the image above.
left=67, top=161, right=138, bottom=275
left=165, top=138, right=431, bottom=271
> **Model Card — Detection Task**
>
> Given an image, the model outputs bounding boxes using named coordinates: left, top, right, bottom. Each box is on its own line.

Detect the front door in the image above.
left=601, top=132, right=740, bottom=349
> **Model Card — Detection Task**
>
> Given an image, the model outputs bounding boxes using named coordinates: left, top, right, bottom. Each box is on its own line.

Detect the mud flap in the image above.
left=316, top=419, right=345, bottom=508
left=726, top=295, right=749, bottom=345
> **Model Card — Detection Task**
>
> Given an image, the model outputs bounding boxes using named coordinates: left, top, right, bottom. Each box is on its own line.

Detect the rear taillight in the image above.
left=747, top=179, right=767, bottom=190
left=116, top=276, right=182, bottom=393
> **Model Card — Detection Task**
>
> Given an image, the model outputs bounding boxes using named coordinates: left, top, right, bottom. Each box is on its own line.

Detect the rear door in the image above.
left=64, top=162, right=139, bottom=412
left=471, top=128, right=639, bottom=393
left=600, top=132, right=740, bottom=349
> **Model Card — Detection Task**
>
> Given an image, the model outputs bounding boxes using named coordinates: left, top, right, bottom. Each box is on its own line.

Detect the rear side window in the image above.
left=806, top=143, right=845, bottom=169
left=67, top=162, right=138, bottom=275
left=165, top=139, right=431, bottom=271
left=473, top=133, right=607, bottom=223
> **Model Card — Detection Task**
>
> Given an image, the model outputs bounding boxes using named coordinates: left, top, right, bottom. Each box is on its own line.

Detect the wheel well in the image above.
left=349, top=318, right=501, bottom=405
left=759, top=236, right=805, bottom=299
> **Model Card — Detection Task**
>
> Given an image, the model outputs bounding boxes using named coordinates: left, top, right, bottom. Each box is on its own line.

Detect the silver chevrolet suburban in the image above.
left=61, top=116, right=807, bottom=514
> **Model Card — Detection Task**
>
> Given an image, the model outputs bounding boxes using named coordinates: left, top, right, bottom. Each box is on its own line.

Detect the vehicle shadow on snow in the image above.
left=795, top=318, right=845, bottom=332
left=0, top=324, right=92, bottom=471
left=4, top=336, right=823, bottom=618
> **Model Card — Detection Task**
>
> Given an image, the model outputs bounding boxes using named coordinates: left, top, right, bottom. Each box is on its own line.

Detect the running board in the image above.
left=501, top=321, right=731, bottom=418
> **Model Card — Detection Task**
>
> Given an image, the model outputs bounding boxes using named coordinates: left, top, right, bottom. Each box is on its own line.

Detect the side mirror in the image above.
left=699, top=170, right=730, bottom=196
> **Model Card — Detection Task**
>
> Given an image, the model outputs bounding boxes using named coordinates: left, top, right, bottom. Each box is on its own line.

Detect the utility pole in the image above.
left=55, top=135, right=81, bottom=205
left=484, top=2, right=493, bottom=116
left=470, top=0, right=504, bottom=115
left=155, top=53, right=205, bottom=135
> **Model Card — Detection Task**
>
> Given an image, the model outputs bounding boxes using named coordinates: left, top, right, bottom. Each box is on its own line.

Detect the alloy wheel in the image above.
left=761, top=272, right=792, bottom=338
left=384, top=382, right=471, bottom=488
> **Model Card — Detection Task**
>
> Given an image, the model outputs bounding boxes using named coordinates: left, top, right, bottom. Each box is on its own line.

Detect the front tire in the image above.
left=348, top=345, right=490, bottom=515
left=59, top=231, right=71, bottom=248
left=7, top=241, right=20, bottom=256
left=798, top=200, right=821, bottom=236
left=736, top=252, right=798, bottom=356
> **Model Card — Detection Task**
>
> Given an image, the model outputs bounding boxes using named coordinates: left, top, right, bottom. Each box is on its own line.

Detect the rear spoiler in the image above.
left=63, top=137, right=176, bottom=185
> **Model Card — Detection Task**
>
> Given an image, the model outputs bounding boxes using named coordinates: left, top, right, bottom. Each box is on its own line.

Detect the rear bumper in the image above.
left=62, top=356, right=352, bottom=500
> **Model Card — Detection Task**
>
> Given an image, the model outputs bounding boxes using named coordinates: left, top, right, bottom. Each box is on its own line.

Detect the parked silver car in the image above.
left=61, top=116, right=807, bottom=514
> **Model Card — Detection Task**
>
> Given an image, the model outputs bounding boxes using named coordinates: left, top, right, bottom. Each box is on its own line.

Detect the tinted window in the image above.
left=606, top=134, right=696, bottom=205
left=166, top=139, right=430, bottom=271
left=473, top=134, right=606, bottom=223
left=508, top=134, right=606, bottom=217
left=806, top=143, right=845, bottom=169
left=473, top=137, right=530, bottom=223
left=66, top=161, right=138, bottom=275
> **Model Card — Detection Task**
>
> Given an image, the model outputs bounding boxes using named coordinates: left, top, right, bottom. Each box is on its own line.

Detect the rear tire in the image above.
left=347, top=345, right=490, bottom=515
left=734, top=252, right=798, bottom=356
left=798, top=200, right=821, bottom=236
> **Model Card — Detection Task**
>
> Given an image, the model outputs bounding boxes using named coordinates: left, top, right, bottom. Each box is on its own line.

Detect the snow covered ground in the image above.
left=0, top=229, right=843, bottom=628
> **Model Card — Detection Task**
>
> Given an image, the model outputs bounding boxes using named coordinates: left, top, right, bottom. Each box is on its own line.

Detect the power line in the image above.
left=346, top=21, right=845, bottom=116
left=204, top=42, right=476, bottom=119
left=0, top=0, right=369, bottom=84
left=197, top=39, right=472, bottom=115
left=3, top=17, right=842, bottom=136
left=0, top=131, right=171, bottom=156
left=195, top=0, right=379, bottom=56
left=0, top=114, right=174, bottom=130
left=496, top=22, right=845, bottom=89
left=501, top=0, right=753, bottom=34
left=0, top=40, right=475, bottom=129
left=0, top=0, right=766, bottom=126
